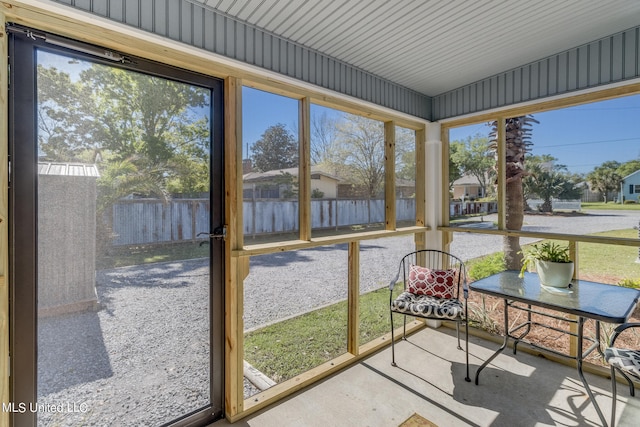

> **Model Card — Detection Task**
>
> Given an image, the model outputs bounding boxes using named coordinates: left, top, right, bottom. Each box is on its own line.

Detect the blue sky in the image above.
left=242, top=87, right=299, bottom=158
left=449, top=95, right=640, bottom=175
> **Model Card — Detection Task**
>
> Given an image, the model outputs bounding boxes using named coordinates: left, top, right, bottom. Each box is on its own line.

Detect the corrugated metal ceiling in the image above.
left=190, top=0, right=640, bottom=96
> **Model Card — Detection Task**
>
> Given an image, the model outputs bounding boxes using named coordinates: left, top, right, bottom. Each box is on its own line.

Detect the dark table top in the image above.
left=469, top=271, right=640, bottom=323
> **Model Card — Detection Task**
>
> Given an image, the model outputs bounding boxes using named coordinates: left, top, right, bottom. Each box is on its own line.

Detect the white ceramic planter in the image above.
left=536, top=260, right=574, bottom=288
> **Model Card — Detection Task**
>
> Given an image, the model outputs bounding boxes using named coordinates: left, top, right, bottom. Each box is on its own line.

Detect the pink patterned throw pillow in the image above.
left=408, top=264, right=456, bottom=298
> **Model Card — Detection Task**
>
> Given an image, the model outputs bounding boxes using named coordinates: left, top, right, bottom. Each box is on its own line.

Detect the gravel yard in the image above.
left=37, top=210, right=638, bottom=426
left=39, top=260, right=211, bottom=426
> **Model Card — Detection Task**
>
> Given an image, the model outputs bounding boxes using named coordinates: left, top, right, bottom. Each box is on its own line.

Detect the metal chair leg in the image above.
left=464, top=320, right=470, bottom=382
left=390, top=311, right=396, bottom=366
left=611, top=365, right=618, bottom=427
left=617, top=369, right=636, bottom=397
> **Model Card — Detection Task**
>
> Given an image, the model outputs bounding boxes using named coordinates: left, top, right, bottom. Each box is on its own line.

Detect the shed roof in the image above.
left=38, top=162, right=100, bottom=177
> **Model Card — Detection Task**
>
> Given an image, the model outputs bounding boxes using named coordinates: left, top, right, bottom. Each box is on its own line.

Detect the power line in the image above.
left=538, top=137, right=640, bottom=148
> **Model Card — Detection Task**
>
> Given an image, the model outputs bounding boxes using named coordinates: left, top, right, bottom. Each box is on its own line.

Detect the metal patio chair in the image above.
left=605, top=322, right=640, bottom=427
left=389, top=249, right=470, bottom=382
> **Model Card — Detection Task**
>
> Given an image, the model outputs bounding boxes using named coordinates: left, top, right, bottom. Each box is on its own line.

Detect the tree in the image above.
left=450, top=134, right=494, bottom=198
left=448, top=143, right=463, bottom=191
left=587, top=161, right=622, bottom=202
left=524, top=155, right=581, bottom=212
left=310, top=112, right=340, bottom=165
left=394, top=127, right=417, bottom=187
left=489, top=115, right=539, bottom=270
left=311, top=114, right=414, bottom=198
left=37, top=64, right=98, bottom=161
left=38, top=61, right=211, bottom=197
left=334, top=114, right=385, bottom=198
left=250, top=123, right=298, bottom=172
left=616, top=158, right=640, bottom=179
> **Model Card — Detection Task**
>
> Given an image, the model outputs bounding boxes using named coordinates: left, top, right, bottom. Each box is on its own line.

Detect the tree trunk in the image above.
left=539, top=198, right=553, bottom=213
left=504, top=177, right=524, bottom=270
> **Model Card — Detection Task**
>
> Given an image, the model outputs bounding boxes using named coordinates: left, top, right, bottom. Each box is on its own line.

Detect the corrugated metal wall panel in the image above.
left=51, top=0, right=430, bottom=119
left=154, top=0, right=167, bottom=35
left=624, top=28, right=638, bottom=78
left=181, top=1, right=192, bottom=45
left=433, top=25, right=640, bottom=120
left=140, top=0, right=154, bottom=31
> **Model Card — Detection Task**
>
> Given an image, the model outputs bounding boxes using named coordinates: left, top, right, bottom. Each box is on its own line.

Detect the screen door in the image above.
left=9, top=27, right=224, bottom=427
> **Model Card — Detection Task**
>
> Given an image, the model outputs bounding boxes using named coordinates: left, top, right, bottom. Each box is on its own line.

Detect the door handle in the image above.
left=212, top=226, right=227, bottom=241
left=197, top=226, right=227, bottom=241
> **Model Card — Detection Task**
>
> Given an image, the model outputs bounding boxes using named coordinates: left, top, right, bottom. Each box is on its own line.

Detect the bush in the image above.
left=618, top=277, right=640, bottom=288
left=624, top=200, right=637, bottom=204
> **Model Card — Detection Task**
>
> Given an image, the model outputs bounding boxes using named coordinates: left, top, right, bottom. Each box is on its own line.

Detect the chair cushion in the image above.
left=408, top=265, right=456, bottom=298
left=391, top=291, right=464, bottom=320
left=605, top=347, right=640, bottom=379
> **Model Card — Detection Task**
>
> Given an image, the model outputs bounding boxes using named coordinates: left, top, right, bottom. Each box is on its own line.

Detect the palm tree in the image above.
left=524, top=155, right=578, bottom=213
left=489, top=115, right=539, bottom=270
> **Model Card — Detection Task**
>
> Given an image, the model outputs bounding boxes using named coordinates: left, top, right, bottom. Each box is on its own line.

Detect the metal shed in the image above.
left=37, top=162, right=100, bottom=316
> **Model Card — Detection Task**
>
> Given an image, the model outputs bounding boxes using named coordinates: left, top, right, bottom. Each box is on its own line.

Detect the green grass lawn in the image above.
left=244, top=286, right=411, bottom=384
left=577, top=229, right=640, bottom=282
left=582, top=202, right=640, bottom=210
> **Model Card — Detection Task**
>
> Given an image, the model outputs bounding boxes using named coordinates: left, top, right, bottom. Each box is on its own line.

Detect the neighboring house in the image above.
left=395, top=178, right=416, bottom=198
left=336, top=180, right=416, bottom=199
left=451, top=173, right=485, bottom=200
left=620, top=169, right=640, bottom=202
left=243, top=166, right=341, bottom=199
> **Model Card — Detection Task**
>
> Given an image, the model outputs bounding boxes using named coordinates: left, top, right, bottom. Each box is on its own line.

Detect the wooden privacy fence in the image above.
left=110, top=198, right=417, bottom=246
left=111, top=199, right=210, bottom=246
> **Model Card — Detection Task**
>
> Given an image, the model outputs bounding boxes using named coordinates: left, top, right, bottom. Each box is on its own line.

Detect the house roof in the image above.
left=195, top=0, right=640, bottom=97
left=452, top=174, right=482, bottom=186
left=243, top=166, right=342, bottom=182
left=622, top=169, right=640, bottom=181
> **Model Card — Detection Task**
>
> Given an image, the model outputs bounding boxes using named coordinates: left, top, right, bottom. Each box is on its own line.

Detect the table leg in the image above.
left=512, top=303, right=532, bottom=355
left=475, top=299, right=509, bottom=385
left=577, top=317, right=608, bottom=426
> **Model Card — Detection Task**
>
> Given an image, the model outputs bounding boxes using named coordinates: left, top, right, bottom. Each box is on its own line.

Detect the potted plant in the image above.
left=519, top=242, right=574, bottom=288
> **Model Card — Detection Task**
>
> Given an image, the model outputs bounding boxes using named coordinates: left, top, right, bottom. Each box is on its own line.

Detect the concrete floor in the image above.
left=213, top=327, right=640, bottom=427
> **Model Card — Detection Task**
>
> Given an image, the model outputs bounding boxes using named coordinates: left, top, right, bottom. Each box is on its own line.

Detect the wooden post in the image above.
left=384, top=121, right=396, bottom=230
left=569, top=240, right=579, bottom=360
left=224, top=76, right=244, bottom=417
left=437, top=125, right=450, bottom=250
left=414, top=126, right=426, bottom=250
left=299, top=97, right=311, bottom=241
left=347, top=241, right=360, bottom=355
